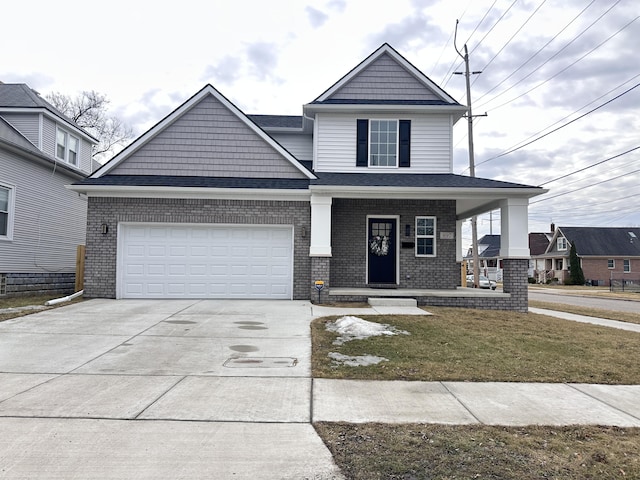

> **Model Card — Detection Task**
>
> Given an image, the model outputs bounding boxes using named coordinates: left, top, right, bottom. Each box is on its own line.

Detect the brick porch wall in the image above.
left=330, top=199, right=458, bottom=289
left=84, top=197, right=311, bottom=299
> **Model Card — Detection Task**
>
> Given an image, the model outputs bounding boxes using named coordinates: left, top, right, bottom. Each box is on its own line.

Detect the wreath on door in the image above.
left=369, top=235, right=390, bottom=256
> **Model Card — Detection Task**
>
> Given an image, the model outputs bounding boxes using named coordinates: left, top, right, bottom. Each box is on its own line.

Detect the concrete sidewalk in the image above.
left=0, top=299, right=639, bottom=479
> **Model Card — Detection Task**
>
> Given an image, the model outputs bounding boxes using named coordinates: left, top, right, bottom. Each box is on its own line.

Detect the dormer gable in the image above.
left=0, top=83, right=98, bottom=174
left=305, top=43, right=466, bottom=116
left=93, top=84, right=315, bottom=180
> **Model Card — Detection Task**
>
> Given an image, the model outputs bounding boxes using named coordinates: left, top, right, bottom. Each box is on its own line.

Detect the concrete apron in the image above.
left=0, top=299, right=343, bottom=480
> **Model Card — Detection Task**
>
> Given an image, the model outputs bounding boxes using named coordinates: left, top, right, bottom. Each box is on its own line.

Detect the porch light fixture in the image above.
left=405, top=224, right=411, bottom=237
left=101, top=223, right=109, bottom=235
left=301, top=226, right=306, bottom=238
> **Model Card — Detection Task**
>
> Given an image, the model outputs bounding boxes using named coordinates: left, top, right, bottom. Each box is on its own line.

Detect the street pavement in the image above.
left=0, top=299, right=639, bottom=479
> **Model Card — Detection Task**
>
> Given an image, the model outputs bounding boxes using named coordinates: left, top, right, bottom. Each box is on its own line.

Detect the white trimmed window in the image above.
left=369, top=120, right=398, bottom=167
left=56, top=127, right=79, bottom=166
left=0, top=183, right=14, bottom=240
left=557, top=237, right=567, bottom=251
left=608, top=259, right=615, bottom=269
left=415, top=216, right=436, bottom=256
left=624, top=259, right=631, bottom=273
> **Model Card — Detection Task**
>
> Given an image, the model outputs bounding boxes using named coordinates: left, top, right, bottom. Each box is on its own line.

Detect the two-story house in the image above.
left=0, top=83, right=98, bottom=296
left=534, top=226, right=640, bottom=286
left=70, top=44, right=545, bottom=311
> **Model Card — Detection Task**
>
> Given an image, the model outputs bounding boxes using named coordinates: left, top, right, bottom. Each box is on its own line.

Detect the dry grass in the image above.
left=0, top=294, right=82, bottom=322
left=530, top=300, right=640, bottom=324
left=315, top=423, right=640, bottom=480
left=311, top=307, right=640, bottom=384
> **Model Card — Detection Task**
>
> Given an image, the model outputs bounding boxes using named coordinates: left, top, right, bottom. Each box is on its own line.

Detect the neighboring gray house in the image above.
left=465, top=234, right=503, bottom=281
left=70, top=44, right=545, bottom=311
left=0, top=83, right=98, bottom=296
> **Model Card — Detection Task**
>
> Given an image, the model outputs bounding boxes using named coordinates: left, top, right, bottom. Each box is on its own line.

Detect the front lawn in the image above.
left=311, top=307, right=640, bottom=384
left=312, top=307, right=640, bottom=479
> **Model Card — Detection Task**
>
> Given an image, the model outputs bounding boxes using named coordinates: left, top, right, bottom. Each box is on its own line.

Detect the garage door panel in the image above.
left=119, top=224, right=292, bottom=299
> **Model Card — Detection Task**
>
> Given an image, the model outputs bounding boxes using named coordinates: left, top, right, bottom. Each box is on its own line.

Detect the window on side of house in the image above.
left=557, top=237, right=567, bottom=251
left=608, top=259, right=615, bottom=269
left=56, top=127, right=79, bottom=166
left=624, top=259, right=631, bottom=273
left=0, top=184, right=14, bottom=240
left=415, top=216, right=436, bottom=257
left=356, top=119, right=410, bottom=168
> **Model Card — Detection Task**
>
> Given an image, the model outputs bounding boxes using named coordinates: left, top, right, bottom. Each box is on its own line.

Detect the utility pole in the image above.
left=454, top=22, right=483, bottom=288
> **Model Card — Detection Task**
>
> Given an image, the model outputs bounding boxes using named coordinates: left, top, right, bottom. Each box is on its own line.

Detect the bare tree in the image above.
left=46, top=90, right=134, bottom=162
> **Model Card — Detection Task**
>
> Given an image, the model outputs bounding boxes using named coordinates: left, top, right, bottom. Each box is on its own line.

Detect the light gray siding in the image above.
left=329, top=53, right=441, bottom=101
left=1, top=113, right=40, bottom=147
left=314, top=113, right=452, bottom=173
left=44, top=117, right=93, bottom=174
left=110, top=95, right=308, bottom=179
left=0, top=148, right=87, bottom=273
left=42, top=116, right=56, bottom=157
left=270, top=132, right=313, bottom=162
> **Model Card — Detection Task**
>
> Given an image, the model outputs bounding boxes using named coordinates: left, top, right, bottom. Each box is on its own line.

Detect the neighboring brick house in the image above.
left=533, top=226, right=640, bottom=286
left=0, top=83, right=98, bottom=296
left=69, top=44, right=546, bottom=311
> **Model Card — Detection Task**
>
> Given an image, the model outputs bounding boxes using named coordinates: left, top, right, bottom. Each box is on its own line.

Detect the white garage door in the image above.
left=118, top=224, right=293, bottom=299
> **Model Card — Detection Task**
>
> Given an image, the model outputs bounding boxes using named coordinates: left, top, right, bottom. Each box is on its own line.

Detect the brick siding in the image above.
left=84, top=197, right=311, bottom=299
left=331, top=199, right=458, bottom=289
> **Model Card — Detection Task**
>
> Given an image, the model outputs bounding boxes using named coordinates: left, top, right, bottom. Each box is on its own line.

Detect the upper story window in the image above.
left=624, top=259, right=631, bottom=273
left=357, top=119, right=411, bottom=168
left=56, top=127, right=79, bottom=166
left=370, top=120, right=397, bottom=167
left=0, top=183, right=14, bottom=240
left=608, top=259, right=615, bottom=269
left=557, top=237, right=567, bottom=251
left=415, top=216, right=436, bottom=257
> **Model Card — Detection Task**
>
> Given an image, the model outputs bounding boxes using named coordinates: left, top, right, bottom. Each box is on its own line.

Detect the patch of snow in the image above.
left=326, top=315, right=409, bottom=345
left=328, top=352, right=389, bottom=367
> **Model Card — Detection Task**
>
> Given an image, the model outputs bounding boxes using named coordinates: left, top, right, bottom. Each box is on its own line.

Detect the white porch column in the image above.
left=499, top=198, right=530, bottom=258
left=310, top=194, right=332, bottom=256
left=456, top=220, right=464, bottom=262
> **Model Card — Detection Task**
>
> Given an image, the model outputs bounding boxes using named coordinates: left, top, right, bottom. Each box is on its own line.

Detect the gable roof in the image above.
left=0, top=83, right=98, bottom=143
left=0, top=116, right=86, bottom=180
left=553, top=227, right=640, bottom=257
left=477, top=235, right=501, bottom=258
left=306, top=44, right=466, bottom=117
left=91, top=84, right=316, bottom=180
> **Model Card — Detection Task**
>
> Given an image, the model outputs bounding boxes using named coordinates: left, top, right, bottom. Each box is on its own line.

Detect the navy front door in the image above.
left=367, top=218, right=397, bottom=284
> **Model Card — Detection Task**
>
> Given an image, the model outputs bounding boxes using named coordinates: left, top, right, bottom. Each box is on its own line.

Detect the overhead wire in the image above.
left=471, top=0, right=548, bottom=86
left=476, top=2, right=631, bottom=111
left=472, top=0, right=597, bottom=101
left=472, top=80, right=640, bottom=169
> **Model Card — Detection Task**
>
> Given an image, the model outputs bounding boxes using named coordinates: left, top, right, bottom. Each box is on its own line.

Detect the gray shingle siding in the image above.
left=328, top=53, right=441, bottom=102
left=330, top=199, right=458, bottom=289
left=84, top=197, right=311, bottom=299
left=109, top=95, right=307, bottom=179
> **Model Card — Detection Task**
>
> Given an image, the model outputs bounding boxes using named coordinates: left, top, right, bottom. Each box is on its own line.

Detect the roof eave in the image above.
left=66, top=184, right=311, bottom=201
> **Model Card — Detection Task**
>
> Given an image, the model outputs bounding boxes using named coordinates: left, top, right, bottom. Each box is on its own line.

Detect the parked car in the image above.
left=466, top=274, right=497, bottom=290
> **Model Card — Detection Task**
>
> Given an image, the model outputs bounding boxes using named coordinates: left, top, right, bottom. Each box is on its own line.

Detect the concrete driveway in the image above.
left=0, top=299, right=343, bottom=480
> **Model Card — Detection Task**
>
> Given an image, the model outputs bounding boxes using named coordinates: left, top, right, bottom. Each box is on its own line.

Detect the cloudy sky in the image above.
left=3, top=0, right=639, bottom=245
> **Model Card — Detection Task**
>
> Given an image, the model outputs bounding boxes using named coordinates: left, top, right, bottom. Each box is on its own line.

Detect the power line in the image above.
left=471, top=0, right=548, bottom=86
left=473, top=81, right=640, bottom=169
left=475, top=1, right=625, bottom=110
left=538, top=145, right=640, bottom=186
left=473, top=0, right=597, bottom=101
left=530, top=168, right=640, bottom=205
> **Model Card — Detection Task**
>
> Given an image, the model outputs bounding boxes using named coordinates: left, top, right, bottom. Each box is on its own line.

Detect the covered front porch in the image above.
left=307, top=174, right=545, bottom=312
